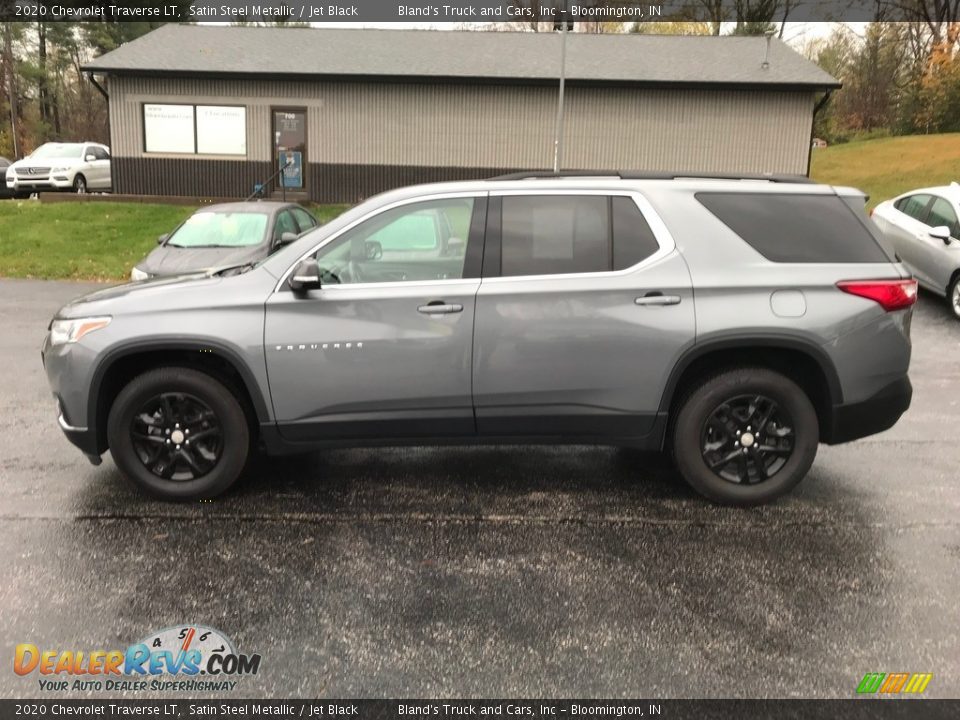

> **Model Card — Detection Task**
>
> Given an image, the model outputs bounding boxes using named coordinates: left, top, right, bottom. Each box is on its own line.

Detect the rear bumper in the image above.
left=823, top=376, right=912, bottom=444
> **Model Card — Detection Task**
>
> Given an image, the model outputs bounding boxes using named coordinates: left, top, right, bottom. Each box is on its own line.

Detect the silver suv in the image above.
left=41, top=173, right=916, bottom=505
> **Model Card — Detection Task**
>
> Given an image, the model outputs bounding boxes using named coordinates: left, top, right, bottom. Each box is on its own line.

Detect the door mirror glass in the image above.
left=157, top=233, right=169, bottom=245
left=289, top=258, right=322, bottom=292
left=929, top=225, right=952, bottom=243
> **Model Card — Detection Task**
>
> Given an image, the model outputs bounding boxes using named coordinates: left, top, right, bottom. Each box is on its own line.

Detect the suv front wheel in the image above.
left=672, top=368, right=819, bottom=505
left=107, top=367, right=250, bottom=500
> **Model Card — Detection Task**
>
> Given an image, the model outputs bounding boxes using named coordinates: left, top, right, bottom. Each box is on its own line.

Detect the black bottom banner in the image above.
left=2, top=700, right=958, bottom=720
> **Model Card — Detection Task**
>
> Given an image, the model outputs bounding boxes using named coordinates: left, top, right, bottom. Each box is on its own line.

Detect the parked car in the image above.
left=42, top=172, right=915, bottom=505
left=131, top=202, right=319, bottom=281
left=0, top=157, right=14, bottom=198
left=871, top=183, right=960, bottom=320
left=5, top=142, right=111, bottom=195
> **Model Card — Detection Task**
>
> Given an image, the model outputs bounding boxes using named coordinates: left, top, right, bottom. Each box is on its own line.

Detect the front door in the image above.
left=264, top=194, right=486, bottom=441
left=273, top=109, right=306, bottom=194
left=472, top=192, right=695, bottom=441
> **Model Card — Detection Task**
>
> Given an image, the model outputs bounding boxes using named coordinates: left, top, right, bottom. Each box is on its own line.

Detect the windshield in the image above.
left=30, top=143, right=85, bottom=160
left=167, top=211, right=269, bottom=248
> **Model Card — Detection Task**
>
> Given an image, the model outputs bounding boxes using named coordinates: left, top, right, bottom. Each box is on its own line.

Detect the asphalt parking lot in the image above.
left=1, top=277, right=958, bottom=699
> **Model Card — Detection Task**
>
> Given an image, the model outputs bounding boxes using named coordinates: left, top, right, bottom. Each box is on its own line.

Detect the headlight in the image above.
left=49, top=317, right=111, bottom=347
left=130, top=267, right=150, bottom=281
left=51, top=166, right=70, bottom=173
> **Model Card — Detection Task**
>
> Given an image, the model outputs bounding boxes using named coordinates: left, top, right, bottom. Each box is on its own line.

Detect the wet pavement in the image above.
left=1, top=278, right=958, bottom=699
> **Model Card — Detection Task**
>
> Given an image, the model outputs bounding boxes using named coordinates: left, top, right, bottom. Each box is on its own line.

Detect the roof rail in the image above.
left=488, top=170, right=815, bottom=184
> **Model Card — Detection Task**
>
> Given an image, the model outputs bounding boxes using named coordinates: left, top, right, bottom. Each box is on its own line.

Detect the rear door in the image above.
left=888, top=194, right=934, bottom=284
left=472, top=191, right=694, bottom=442
left=919, top=196, right=960, bottom=292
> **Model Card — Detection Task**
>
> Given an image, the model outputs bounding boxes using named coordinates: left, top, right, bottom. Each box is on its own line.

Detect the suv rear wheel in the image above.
left=107, top=367, right=249, bottom=500
left=672, top=368, right=819, bottom=505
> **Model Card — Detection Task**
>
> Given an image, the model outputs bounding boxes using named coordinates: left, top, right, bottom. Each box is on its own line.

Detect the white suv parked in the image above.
left=5, top=142, right=111, bottom=195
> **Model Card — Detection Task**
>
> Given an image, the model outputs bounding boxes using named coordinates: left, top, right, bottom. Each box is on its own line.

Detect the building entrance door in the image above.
left=273, top=109, right=306, bottom=194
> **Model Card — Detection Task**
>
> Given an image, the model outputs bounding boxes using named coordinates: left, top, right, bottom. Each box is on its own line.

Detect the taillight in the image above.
left=837, top=279, right=918, bottom=311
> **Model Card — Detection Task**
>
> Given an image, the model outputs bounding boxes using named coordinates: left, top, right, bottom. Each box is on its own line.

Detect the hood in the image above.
left=13, top=156, right=81, bottom=168
left=56, top=273, right=228, bottom=319
left=137, top=243, right=267, bottom=277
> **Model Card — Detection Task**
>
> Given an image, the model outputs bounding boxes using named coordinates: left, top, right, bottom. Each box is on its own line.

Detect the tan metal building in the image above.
left=84, top=25, right=839, bottom=203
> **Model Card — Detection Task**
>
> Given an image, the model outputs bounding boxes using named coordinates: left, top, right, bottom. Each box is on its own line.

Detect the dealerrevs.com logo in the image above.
left=14, top=625, right=261, bottom=693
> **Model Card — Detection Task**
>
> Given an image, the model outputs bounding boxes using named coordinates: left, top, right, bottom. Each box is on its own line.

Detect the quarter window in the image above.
left=313, top=198, right=476, bottom=285
left=926, top=197, right=960, bottom=238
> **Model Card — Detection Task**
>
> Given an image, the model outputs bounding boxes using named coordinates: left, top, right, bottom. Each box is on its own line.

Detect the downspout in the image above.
left=87, top=72, right=113, bottom=189
left=806, top=89, right=833, bottom=177
left=87, top=72, right=108, bottom=101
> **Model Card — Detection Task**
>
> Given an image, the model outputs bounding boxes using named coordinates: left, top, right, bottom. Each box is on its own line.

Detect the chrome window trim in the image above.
left=273, top=191, right=486, bottom=294
left=484, top=189, right=677, bottom=283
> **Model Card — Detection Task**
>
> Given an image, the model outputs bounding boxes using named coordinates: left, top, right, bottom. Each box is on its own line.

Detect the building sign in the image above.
left=143, top=104, right=195, bottom=154
left=197, top=106, right=246, bottom=155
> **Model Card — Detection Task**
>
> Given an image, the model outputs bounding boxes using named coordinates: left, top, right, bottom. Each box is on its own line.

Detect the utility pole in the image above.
left=3, top=22, right=19, bottom=158
left=551, top=2, right=569, bottom=174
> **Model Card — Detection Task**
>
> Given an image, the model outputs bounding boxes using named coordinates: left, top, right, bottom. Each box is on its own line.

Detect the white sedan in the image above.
left=872, top=183, right=960, bottom=320
left=4, top=142, right=111, bottom=195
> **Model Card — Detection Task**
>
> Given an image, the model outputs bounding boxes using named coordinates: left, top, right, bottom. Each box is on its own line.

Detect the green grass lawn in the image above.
left=811, top=133, right=960, bottom=209
left=0, top=201, right=348, bottom=281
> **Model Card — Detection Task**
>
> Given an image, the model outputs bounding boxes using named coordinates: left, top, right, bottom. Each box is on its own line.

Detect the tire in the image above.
left=949, top=275, right=960, bottom=321
left=671, top=367, right=819, bottom=506
left=107, top=367, right=250, bottom=500
left=73, top=174, right=87, bottom=193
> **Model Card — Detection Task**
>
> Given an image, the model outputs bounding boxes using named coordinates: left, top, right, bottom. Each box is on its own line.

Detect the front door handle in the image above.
left=635, top=293, right=681, bottom=306
left=418, top=302, right=463, bottom=315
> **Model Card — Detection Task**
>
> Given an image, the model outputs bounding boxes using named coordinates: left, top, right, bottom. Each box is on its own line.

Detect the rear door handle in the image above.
left=635, top=293, right=681, bottom=306
left=418, top=302, right=463, bottom=315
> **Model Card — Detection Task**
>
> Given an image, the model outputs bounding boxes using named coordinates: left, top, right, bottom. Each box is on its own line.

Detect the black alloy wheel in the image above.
left=700, top=394, right=794, bottom=485
left=130, top=392, right=222, bottom=481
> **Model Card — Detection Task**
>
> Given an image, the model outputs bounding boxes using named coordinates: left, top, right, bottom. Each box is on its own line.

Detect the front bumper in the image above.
left=823, top=376, right=912, bottom=444
left=56, top=399, right=101, bottom=463
left=42, top=332, right=103, bottom=463
left=7, top=176, right=74, bottom=191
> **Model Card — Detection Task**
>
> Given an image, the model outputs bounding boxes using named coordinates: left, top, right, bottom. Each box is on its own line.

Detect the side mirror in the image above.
left=288, top=258, right=322, bottom=292
left=929, top=225, right=952, bottom=244
left=278, top=231, right=298, bottom=245
left=157, top=234, right=168, bottom=245
left=85, top=154, right=96, bottom=162
left=365, top=240, right=382, bottom=261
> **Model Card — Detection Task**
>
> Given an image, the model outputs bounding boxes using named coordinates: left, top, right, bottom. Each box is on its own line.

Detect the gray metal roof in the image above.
left=83, top=24, right=839, bottom=89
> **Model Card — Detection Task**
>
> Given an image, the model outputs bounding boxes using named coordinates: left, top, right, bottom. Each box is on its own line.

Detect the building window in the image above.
left=142, top=103, right=246, bottom=156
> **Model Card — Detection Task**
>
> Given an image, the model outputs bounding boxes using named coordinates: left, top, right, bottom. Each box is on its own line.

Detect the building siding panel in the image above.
left=106, top=76, right=815, bottom=201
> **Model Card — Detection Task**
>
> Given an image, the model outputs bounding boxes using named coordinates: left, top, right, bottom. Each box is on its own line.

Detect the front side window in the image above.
left=274, top=210, right=299, bottom=241
left=926, top=197, right=960, bottom=238
left=167, top=211, right=268, bottom=248
left=313, top=198, right=475, bottom=285
left=291, top=207, right=317, bottom=233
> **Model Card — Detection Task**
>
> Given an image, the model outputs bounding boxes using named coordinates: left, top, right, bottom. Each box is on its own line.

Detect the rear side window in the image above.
left=695, top=192, right=891, bottom=263
left=500, top=195, right=661, bottom=277
left=894, top=194, right=932, bottom=220
left=926, top=197, right=959, bottom=238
